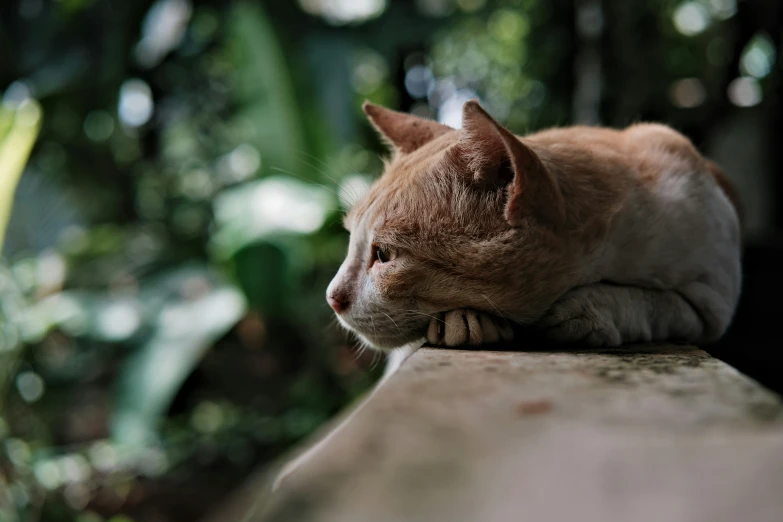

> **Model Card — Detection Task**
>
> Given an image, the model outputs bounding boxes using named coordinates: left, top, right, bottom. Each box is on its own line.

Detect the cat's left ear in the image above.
left=363, top=101, right=454, bottom=154
left=446, top=100, right=566, bottom=228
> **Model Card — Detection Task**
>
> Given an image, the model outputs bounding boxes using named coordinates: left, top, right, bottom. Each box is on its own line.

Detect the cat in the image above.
left=275, top=100, right=742, bottom=488
left=326, top=100, right=742, bottom=351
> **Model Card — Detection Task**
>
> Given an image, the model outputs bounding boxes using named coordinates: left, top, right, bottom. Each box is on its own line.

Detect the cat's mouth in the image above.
left=336, top=313, right=428, bottom=351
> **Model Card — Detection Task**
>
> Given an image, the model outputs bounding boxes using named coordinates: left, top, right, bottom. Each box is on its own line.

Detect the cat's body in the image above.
left=526, top=124, right=741, bottom=344
left=326, top=100, right=741, bottom=351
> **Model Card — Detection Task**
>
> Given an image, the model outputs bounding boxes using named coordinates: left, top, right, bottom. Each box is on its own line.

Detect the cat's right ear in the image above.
left=363, top=101, right=453, bottom=154
left=446, top=100, right=566, bottom=229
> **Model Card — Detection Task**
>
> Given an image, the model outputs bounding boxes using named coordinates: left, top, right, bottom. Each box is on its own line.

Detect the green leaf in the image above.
left=232, top=240, right=290, bottom=318
left=0, top=100, right=42, bottom=256
left=111, top=265, right=246, bottom=446
left=226, top=3, right=307, bottom=176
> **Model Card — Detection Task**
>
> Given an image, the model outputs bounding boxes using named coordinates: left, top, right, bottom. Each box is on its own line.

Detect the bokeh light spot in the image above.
left=404, top=65, right=434, bottom=99
left=88, top=441, right=119, bottom=473
left=135, top=0, right=192, bottom=68
left=16, top=371, right=45, bottom=403
left=192, top=401, right=224, bottom=433
left=488, top=9, right=528, bottom=42
left=298, top=0, right=386, bottom=25
left=740, top=32, right=776, bottom=79
left=727, top=77, right=762, bottom=107
left=97, top=301, right=141, bottom=341
left=351, top=50, right=388, bottom=95
left=228, top=144, right=261, bottom=180
left=33, top=460, right=61, bottom=490
left=669, top=78, right=706, bottom=108
left=707, top=0, right=736, bottom=20
left=437, top=89, right=478, bottom=129
left=118, top=79, right=154, bottom=127
left=673, top=2, right=710, bottom=36
left=36, top=250, right=67, bottom=293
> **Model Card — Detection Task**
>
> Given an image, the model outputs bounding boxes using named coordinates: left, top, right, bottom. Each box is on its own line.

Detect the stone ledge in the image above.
left=214, top=346, right=783, bottom=522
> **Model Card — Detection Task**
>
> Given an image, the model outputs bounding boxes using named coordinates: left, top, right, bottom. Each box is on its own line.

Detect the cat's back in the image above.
left=523, top=123, right=740, bottom=267
left=525, top=125, right=627, bottom=158
left=526, top=122, right=702, bottom=173
left=524, top=122, right=737, bottom=214
left=523, top=123, right=702, bottom=193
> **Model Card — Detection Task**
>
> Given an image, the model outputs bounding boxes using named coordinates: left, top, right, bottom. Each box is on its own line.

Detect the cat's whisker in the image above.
left=369, top=315, right=379, bottom=340
left=322, top=315, right=341, bottom=333
left=287, top=151, right=364, bottom=207
left=369, top=349, right=382, bottom=371
left=291, top=150, right=346, bottom=186
left=340, top=170, right=368, bottom=208
left=327, top=217, right=349, bottom=230
left=480, top=293, right=518, bottom=325
left=294, top=150, right=363, bottom=204
left=268, top=166, right=344, bottom=202
left=403, top=310, right=445, bottom=324
left=352, top=343, right=366, bottom=363
left=381, top=312, right=403, bottom=337
left=270, top=146, right=340, bottom=181
left=292, top=156, right=345, bottom=189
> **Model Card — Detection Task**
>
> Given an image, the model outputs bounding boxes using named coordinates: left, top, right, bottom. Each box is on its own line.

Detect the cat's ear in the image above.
left=446, top=100, right=565, bottom=228
left=363, top=101, right=453, bottom=154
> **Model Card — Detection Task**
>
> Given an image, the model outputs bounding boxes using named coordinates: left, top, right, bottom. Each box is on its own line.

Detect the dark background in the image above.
left=1, top=0, right=782, bottom=520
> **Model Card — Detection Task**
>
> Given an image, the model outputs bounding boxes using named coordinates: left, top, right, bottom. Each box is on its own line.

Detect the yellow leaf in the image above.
left=0, top=99, right=42, bottom=255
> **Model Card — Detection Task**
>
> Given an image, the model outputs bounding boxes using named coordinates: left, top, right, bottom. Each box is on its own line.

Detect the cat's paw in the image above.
left=426, top=309, right=513, bottom=346
left=537, top=289, right=622, bottom=346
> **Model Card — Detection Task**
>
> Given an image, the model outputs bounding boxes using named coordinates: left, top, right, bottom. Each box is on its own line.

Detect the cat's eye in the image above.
left=374, top=245, right=397, bottom=264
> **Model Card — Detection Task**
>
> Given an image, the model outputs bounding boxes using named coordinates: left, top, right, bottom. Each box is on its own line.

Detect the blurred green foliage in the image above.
left=0, top=0, right=779, bottom=520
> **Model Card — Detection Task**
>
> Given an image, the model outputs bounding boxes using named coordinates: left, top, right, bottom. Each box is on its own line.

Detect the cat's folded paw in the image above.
left=542, top=316, right=621, bottom=346
left=426, top=309, right=513, bottom=346
left=537, top=291, right=622, bottom=347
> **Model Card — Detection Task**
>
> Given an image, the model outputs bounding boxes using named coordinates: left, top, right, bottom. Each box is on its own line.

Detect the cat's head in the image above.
left=327, top=100, right=569, bottom=350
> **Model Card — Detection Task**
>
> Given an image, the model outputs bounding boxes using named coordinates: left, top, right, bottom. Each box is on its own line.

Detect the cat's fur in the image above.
left=327, top=100, right=741, bottom=351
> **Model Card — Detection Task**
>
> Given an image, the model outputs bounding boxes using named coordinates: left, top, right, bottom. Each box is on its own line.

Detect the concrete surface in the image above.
left=214, top=345, right=783, bottom=522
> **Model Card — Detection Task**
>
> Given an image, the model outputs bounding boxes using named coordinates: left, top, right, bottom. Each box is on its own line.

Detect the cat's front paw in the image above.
left=426, top=309, right=513, bottom=346
left=537, top=290, right=622, bottom=347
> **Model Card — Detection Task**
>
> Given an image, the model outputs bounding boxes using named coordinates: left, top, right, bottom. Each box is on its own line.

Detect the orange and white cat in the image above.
left=276, top=100, right=742, bottom=489
left=327, top=100, right=742, bottom=351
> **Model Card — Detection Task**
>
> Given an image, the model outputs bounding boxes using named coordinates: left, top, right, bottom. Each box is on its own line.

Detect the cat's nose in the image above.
left=327, top=293, right=349, bottom=314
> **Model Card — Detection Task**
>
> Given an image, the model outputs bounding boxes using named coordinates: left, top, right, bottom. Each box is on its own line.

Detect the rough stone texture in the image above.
left=214, top=346, right=783, bottom=522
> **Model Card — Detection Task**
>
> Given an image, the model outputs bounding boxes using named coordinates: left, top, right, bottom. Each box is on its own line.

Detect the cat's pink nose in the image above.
left=327, top=294, right=349, bottom=314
